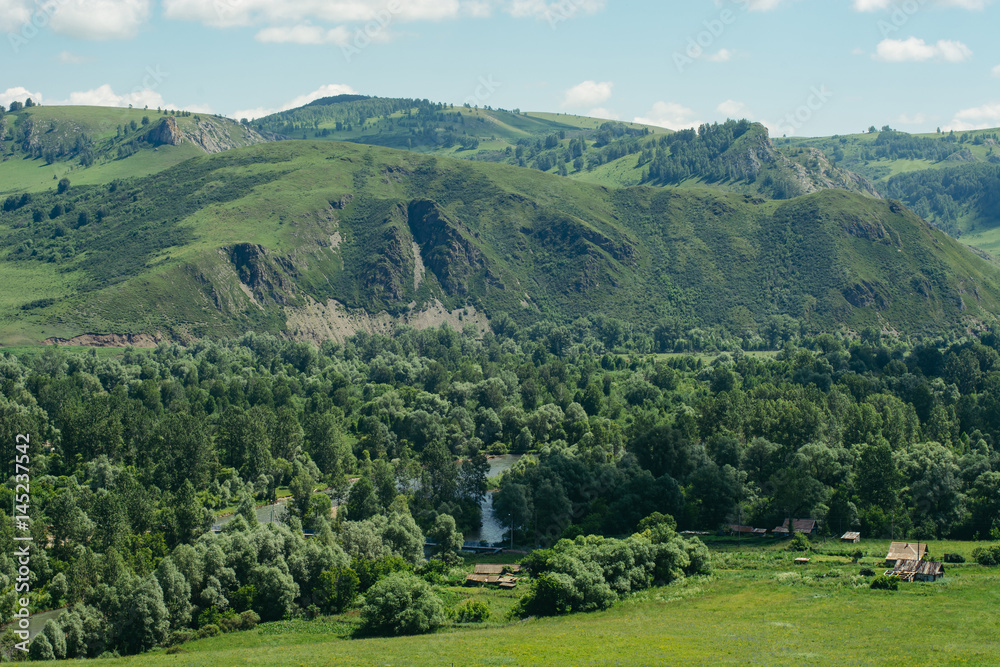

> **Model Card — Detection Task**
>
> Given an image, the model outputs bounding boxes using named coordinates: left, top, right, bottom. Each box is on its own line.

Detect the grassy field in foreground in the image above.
left=63, top=538, right=1000, bottom=667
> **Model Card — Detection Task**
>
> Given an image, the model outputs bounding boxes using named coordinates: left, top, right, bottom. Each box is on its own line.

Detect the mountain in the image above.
left=249, top=96, right=879, bottom=201
left=1, top=138, right=998, bottom=346
left=781, top=127, right=1000, bottom=252
left=0, top=105, right=268, bottom=195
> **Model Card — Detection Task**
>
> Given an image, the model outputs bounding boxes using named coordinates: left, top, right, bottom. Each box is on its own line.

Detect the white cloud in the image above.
left=255, top=24, right=355, bottom=45
left=562, top=80, right=613, bottom=108
left=51, top=84, right=166, bottom=109
left=717, top=99, right=747, bottom=117
left=0, top=0, right=31, bottom=32
left=47, top=0, right=150, bottom=39
left=706, top=48, right=734, bottom=63
left=633, top=102, right=702, bottom=130
left=232, top=83, right=359, bottom=120
left=587, top=107, right=619, bottom=120
left=507, top=0, right=606, bottom=19
left=854, top=0, right=990, bottom=9
left=0, top=86, right=42, bottom=108
left=874, top=37, right=972, bottom=63
left=945, top=102, right=1000, bottom=130
left=992, top=63, right=1000, bottom=76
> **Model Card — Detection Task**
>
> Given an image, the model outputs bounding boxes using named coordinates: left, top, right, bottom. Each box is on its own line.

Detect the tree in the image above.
left=345, top=476, right=379, bottom=521
left=116, top=575, right=170, bottom=654
left=57, top=178, right=70, bottom=194
left=428, top=513, right=464, bottom=564
left=360, top=572, right=445, bottom=636
left=317, top=565, right=360, bottom=613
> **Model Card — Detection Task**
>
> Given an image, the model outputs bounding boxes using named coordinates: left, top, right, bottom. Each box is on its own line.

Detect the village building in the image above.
left=885, top=542, right=928, bottom=562
left=772, top=518, right=819, bottom=536
left=840, top=531, right=861, bottom=543
left=885, top=559, right=945, bottom=582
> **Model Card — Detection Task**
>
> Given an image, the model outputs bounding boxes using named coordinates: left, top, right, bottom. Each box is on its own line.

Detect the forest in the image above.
left=1, top=317, right=1000, bottom=658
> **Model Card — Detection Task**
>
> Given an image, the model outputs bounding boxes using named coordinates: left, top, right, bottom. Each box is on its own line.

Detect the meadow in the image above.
left=70, top=538, right=1000, bottom=667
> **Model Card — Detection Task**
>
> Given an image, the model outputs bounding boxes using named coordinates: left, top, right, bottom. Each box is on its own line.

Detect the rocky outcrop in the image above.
left=145, top=116, right=184, bottom=146
left=144, top=115, right=269, bottom=153
left=407, top=200, right=487, bottom=296
left=227, top=243, right=299, bottom=306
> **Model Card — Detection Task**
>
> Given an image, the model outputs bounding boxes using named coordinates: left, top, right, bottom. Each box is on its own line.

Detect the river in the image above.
left=464, top=454, right=522, bottom=546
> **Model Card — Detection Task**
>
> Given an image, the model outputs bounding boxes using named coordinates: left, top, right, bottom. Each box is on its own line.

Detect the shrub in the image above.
left=870, top=574, right=900, bottom=591
left=360, top=572, right=446, bottom=636
left=859, top=567, right=876, bottom=577
left=455, top=599, right=491, bottom=623
left=196, top=624, right=220, bottom=639
left=942, top=553, right=966, bottom=564
left=788, top=533, right=811, bottom=552
left=971, top=545, right=1000, bottom=567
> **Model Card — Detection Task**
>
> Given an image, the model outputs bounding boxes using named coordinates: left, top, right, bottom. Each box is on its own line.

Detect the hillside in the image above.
left=0, top=139, right=997, bottom=345
left=0, top=105, right=269, bottom=195
left=250, top=96, right=877, bottom=200
left=781, top=127, right=1000, bottom=250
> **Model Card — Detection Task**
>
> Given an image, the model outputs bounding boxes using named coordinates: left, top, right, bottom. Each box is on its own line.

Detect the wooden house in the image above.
left=840, top=532, right=861, bottom=543
left=773, top=518, right=819, bottom=536
left=885, top=542, right=928, bottom=562
left=886, top=559, right=944, bottom=582
left=474, top=564, right=505, bottom=575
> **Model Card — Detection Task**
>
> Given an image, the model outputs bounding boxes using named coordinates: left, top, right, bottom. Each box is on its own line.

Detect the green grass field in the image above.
left=60, top=538, right=1000, bottom=667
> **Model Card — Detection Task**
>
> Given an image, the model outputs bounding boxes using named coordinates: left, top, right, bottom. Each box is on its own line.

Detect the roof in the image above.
left=794, top=558, right=811, bottom=564
left=728, top=524, right=756, bottom=534
left=779, top=519, right=818, bottom=532
left=886, top=542, right=928, bottom=561
left=889, top=559, right=944, bottom=577
left=752, top=528, right=767, bottom=535
left=841, top=532, right=861, bottom=540
left=474, top=564, right=504, bottom=575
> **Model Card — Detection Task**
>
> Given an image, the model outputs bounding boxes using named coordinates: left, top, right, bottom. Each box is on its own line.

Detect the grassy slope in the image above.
left=1, top=141, right=999, bottom=343
left=0, top=106, right=260, bottom=195
left=72, top=539, right=1000, bottom=667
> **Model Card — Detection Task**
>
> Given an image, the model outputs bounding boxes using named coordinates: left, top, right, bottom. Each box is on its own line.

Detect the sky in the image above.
left=1, top=0, right=999, bottom=136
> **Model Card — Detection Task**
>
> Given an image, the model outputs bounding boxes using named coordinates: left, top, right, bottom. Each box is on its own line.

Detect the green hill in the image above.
left=0, top=138, right=997, bottom=345
left=781, top=127, right=1000, bottom=248
left=0, top=105, right=268, bottom=195
left=249, top=97, right=879, bottom=201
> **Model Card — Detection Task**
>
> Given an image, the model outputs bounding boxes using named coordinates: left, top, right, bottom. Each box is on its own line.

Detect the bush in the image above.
left=971, top=545, right=1000, bottom=566
left=788, top=532, right=811, bottom=552
left=859, top=567, right=876, bottom=577
left=454, top=599, right=491, bottom=623
left=196, top=624, right=220, bottom=639
left=870, top=574, right=900, bottom=591
left=942, top=553, right=966, bottom=564
left=360, top=572, right=446, bottom=636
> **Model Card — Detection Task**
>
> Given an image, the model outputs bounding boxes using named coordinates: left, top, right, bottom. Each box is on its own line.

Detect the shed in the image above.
left=474, top=564, right=505, bottom=575
left=752, top=528, right=768, bottom=537
left=775, top=518, right=819, bottom=534
left=465, top=574, right=500, bottom=586
left=886, top=542, right=928, bottom=562
left=794, top=558, right=811, bottom=565
left=886, top=559, right=944, bottom=582
left=841, top=532, right=861, bottom=543
left=728, top=524, right=756, bottom=536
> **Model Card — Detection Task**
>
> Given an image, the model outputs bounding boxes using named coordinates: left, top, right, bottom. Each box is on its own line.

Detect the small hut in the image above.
left=840, top=531, right=861, bottom=543
left=885, top=542, right=927, bottom=562
left=886, top=559, right=944, bottom=582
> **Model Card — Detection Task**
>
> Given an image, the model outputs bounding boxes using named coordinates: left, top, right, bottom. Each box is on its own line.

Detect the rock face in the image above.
left=144, top=115, right=269, bottom=153
left=145, top=116, right=184, bottom=147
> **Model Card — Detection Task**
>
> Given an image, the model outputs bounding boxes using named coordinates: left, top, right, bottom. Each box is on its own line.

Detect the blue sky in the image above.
left=2, top=0, right=998, bottom=135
